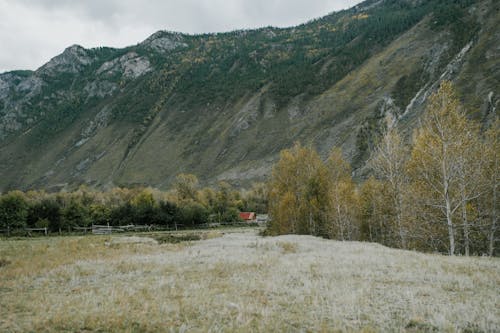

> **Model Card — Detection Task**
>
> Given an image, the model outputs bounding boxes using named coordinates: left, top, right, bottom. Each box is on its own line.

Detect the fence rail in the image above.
left=2, top=220, right=267, bottom=237
left=92, top=224, right=118, bottom=235
left=25, top=227, right=48, bottom=236
left=72, top=226, right=92, bottom=233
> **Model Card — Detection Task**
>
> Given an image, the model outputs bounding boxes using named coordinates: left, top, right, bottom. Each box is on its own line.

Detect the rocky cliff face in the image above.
left=0, top=0, right=498, bottom=191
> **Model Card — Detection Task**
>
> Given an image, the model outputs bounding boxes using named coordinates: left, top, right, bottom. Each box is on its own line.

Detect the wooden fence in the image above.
left=25, top=227, right=48, bottom=236
left=90, top=224, right=154, bottom=235
left=72, top=226, right=92, bottom=233
left=1, top=219, right=267, bottom=237
left=0, top=227, right=48, bottom=236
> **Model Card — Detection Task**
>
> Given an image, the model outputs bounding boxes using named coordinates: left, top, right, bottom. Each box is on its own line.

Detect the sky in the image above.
left=0, top=0, right=362, bottom=73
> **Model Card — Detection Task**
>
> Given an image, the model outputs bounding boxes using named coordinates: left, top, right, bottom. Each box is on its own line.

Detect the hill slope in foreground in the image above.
left=0, top=0, right=498, bottom=190
left=1, top=229, right=499, bottom=332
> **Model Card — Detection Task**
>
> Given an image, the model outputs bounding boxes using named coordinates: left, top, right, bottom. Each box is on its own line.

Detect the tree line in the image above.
left=0, top=175, right=268, bottom=235
left=267, top=82, right=498, bottom=256
left=1, top=82, right=496, bottom=256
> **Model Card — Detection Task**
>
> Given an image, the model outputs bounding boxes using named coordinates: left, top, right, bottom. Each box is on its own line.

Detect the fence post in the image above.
left=7, top=226, right=10, bottom=237
left=44, top=227, right=47, bottom=236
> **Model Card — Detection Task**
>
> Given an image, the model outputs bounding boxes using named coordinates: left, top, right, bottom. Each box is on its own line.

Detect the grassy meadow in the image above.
left=1, top=228, right=499, bottom=332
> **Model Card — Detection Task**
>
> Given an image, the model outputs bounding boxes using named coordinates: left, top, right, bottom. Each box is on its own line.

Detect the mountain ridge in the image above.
left=0, top=0, right=498, bottom=191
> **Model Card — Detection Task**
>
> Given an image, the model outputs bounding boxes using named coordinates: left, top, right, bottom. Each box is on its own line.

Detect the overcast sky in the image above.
left=0, top=0, right=362, bottom=73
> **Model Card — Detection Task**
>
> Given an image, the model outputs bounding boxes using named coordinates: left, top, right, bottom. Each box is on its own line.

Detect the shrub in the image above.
left=176, top=202, right=209, bottom=226
left=0, top=191, right=28, bottom=230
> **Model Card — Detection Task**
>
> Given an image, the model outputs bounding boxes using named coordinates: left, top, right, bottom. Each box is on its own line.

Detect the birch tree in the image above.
left=407, top=81, right=478, bottom=255
left=455, top=121, right=483, bottom=256
left=482, top=119, right=499, bottom=256
left=267, top=143, right=330, bottom=236
left=370, top=127, right=409, bottom=248
left=326, top=148, right=358, bottom=240
left=359, top=176, right=392, bottom=244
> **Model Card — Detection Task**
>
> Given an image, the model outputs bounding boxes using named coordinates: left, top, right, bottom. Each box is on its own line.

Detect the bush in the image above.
left=177, top=202, right=209, bottom=227
left=89, top=204, right=111, bottom=226
left=222, top=207, right=242, bottom=223
left=157, top=201, right=178, bottom=228
left=35, top=218, right=49, bottom=229
left=0, top=191, right=28, bottom=230
left=109, top=203, right=134, bottom=226
left=62, top=200, right=91, bottom=228
left=27, top=199, right=62, bottom=232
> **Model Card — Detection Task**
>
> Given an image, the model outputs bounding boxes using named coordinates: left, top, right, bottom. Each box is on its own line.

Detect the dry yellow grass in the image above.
left=1, top=229, right=499, bottom=332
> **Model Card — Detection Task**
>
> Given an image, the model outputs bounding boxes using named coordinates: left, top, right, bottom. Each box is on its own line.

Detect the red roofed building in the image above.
left=239, top=212, right=256, bottom=221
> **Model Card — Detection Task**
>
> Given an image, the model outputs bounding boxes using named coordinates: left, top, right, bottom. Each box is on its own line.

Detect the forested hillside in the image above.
left=0, top=0, right=498, bottom=191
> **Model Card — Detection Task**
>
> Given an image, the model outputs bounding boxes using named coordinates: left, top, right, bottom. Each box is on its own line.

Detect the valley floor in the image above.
left=0, top=228, right=499, bottom=332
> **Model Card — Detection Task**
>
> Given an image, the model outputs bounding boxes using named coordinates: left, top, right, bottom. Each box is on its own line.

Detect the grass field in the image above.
left=1, top=228, right=499, bottom=332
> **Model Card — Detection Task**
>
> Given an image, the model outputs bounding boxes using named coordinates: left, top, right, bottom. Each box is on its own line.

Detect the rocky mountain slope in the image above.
left=0, top=0, right=498, bottom=191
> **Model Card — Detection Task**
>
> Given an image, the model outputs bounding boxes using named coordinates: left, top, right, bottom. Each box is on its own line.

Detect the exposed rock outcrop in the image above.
left=38, top=45, right=95, bottom=75
left=141, top=31, right=188, bottom=52
left=97, top=52, right=152, bottom=79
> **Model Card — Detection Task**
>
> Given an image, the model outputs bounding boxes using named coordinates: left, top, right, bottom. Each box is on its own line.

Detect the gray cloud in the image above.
left=0, top=0, right=362, bottom=72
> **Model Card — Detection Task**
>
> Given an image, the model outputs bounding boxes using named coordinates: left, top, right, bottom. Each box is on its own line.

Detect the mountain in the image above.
left=0, top=0, right=498, bottom=191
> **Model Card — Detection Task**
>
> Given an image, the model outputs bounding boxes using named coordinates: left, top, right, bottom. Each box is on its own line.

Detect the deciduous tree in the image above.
left=0, top=191, right=28, bottom=231
left=267, top=143, right=330, bottom=236
left=326, top=148, right=357, bottom=240
left=359, top=176, right=391, bottom=244
left=174, top=173, right=199, bottom=202
left=370, top=128, right=409, bottom=248
left=407, top=81, right=479, bottom=255
left=482, top=119, right=499, bottom=256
